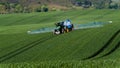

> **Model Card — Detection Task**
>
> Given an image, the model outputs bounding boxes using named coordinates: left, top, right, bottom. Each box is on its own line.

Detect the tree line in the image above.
left=0, top=0, right=120, bottom=14
left=0, top=0, right=48, bottom=14
left=73, top=0, right=120, bottom=9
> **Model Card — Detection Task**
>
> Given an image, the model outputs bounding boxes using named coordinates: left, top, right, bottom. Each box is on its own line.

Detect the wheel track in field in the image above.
left=98, top=41, right=120, bottom=58
left=83, top=29, right=120, bottom=60
left=0, top=35, right=56, bottom=63
left=0, top=40, right=26, bottom=53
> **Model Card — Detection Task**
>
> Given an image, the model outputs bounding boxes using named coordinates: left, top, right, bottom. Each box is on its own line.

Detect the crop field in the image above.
left=0, top=9, right=120, bottom=68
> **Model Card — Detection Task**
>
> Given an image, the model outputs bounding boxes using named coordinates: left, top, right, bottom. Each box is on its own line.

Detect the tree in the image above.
left=0, top=4, right=6, bottom=14
left=15, top=4, right=23, bottom=13
left=9, top=3, right=16, bottom=13
left=83, top=0, right=92, bottom=8
left=18, top=0, right=31, bottom=13
left=109, top=2, right=118, bottom=9
left=41, top=5, right=48, bottom=12
left=90, top=0, right=110, bottom=9
left=4, top=2, right=11, bottom=12
left=111, top=0, right=120, bottom=9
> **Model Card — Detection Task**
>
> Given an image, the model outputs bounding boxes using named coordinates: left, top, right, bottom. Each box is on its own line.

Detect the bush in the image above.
left=35, top=7, right=41, bottom=12
left=109, top=3, right=118, bottom=9
left=35, top=5, right=49, bottom=12
left=43, top=7, right=48, bottom=12
left=23, top=7, right=31, bottom=13
left=41, top=5, right=48, bottom=12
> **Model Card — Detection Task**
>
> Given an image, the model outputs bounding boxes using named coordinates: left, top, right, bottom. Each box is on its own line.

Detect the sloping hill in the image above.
left=0, top=9, right=120, bottom=68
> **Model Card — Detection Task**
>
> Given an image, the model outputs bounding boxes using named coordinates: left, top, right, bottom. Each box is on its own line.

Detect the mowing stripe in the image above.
left=0, top=35, right=56, bottom=63
left=83, top=29, right=120, bottom=60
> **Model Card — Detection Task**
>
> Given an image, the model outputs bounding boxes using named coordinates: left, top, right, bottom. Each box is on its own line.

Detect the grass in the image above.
left=1, top=60, right=120, bottom=68
left=0, top=9, right=120, bottom=68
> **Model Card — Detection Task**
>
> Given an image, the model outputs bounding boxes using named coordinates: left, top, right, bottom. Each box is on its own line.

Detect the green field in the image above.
left=0, top=9, right=120, bottom=68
